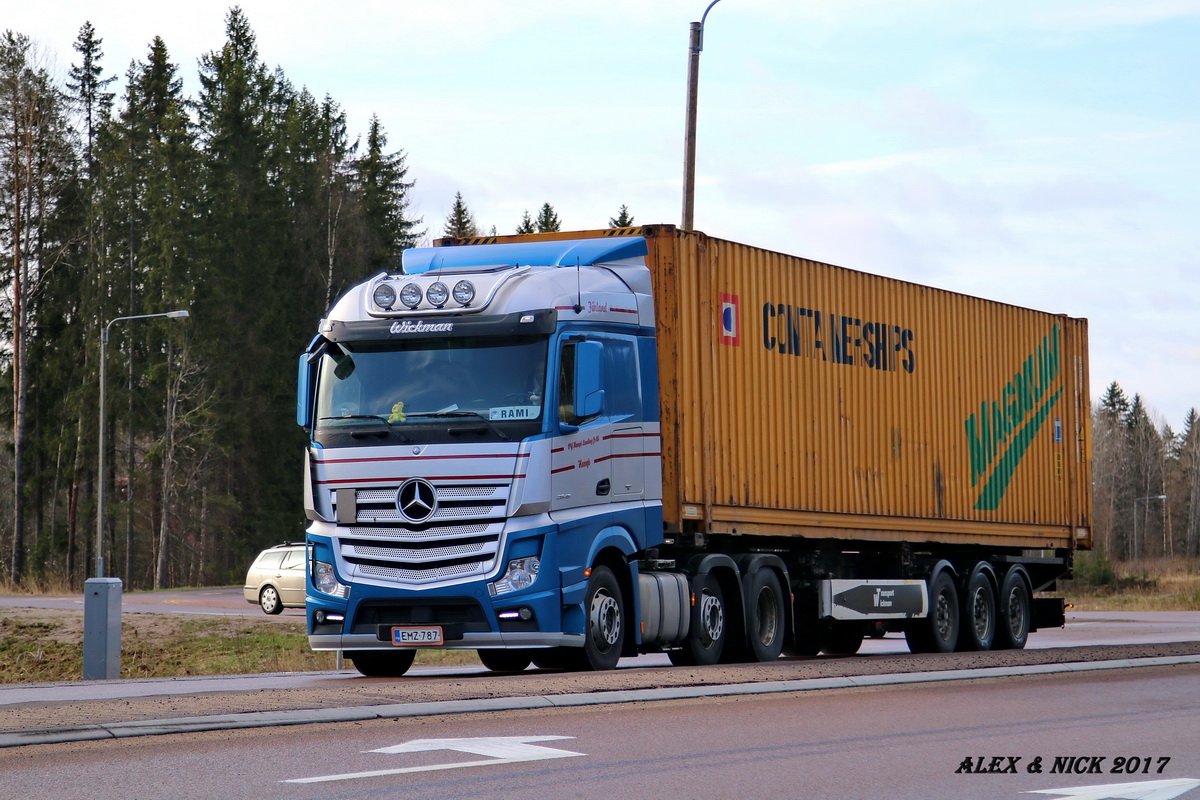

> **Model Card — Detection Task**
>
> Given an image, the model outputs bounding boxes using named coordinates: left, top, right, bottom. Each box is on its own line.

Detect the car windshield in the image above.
left=314, top=336, right=548, bottom=431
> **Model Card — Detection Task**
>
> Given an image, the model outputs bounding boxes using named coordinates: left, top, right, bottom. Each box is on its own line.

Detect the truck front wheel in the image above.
left=477, top=649, right=534, bottom=673
left=346, top=649, right=416, bottom=677
left=581, top=566, right=625, bottom=671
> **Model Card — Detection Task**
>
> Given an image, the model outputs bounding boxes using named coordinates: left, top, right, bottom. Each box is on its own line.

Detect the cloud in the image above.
left=882, top=87, right=987, bottom=149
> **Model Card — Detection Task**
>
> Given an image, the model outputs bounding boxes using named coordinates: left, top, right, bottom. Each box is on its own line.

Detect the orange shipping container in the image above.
left=443, top=225, right=1092, bottom=553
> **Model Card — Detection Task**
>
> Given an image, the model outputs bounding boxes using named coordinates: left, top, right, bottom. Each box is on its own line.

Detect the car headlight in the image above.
left=313, top=560, right=349, bottom=598
left=488, top=557, right=540, bottom=596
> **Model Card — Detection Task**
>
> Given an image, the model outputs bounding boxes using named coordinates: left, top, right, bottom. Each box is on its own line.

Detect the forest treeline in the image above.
left=2, top=10, right=1198, bottom=591
left=0, top=10, right=424, bottom=589
left=0, top=9, right=636, bottom=590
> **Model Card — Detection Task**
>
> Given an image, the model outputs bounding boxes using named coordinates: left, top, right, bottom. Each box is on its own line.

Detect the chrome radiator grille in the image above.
left=332, top=483, right=508, bottom=586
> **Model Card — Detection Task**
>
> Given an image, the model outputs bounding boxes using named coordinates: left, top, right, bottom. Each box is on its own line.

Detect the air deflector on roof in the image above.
left=402, top=237, right=648, bottom=275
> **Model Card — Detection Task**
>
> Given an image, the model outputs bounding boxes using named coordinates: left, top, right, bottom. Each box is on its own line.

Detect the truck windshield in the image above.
left=314, top=336, right=548, bottom=432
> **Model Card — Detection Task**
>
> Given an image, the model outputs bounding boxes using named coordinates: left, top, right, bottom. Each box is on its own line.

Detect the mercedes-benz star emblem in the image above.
left=396, top=478, right=438, bottom=524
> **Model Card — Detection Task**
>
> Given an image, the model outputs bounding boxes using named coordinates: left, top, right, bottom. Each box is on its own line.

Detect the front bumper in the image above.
left=309, top=631, right=582, bottom=651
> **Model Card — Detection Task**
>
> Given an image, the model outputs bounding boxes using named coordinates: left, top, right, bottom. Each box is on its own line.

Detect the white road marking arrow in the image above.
left=282, top=736, right=585, bottom=784
left=1025, top=778, right=1200, bottom=800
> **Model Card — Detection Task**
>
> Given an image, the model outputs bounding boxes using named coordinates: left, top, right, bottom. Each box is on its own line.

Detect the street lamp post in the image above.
left=1132, top=494, right=1168, bottom=561
left=682, top=0, right=723, bottom=231
left=84, top=309, right=190, bottom=680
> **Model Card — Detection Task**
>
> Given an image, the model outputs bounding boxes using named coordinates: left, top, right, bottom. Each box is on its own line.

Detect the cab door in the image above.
left=551, top=339, right=612, bottom=512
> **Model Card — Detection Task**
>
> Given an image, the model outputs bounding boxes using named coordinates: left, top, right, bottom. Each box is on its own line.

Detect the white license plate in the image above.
left=391, top=626, right=444, bottom=646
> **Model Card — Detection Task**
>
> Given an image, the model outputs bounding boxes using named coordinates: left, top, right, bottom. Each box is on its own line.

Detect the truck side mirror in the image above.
left=297, top=353, right=314, bottom=429
left=574, top=340, right=605, bottom=419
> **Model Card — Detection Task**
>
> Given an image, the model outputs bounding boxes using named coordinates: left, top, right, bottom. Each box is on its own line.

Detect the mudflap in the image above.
left=1031, top=596, right=1066, bottom=632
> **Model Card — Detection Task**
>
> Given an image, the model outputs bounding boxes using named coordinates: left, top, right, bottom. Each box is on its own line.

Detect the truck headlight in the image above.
left=372, top=282, right=396, bottom=310
left=426, top=281, right=449, bottom=307
left=452, top=280, right=475, bottom=306
left=488, top=557, right=540, bottom=596
left=400, top=283, right=422, bottom=309
left=313, top=560, right=349, bottom=598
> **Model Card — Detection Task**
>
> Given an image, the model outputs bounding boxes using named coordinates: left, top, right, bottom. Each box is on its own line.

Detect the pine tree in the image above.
left=1180, top=409, right=1200, bottom=557
left=1125, top=395, right=1167, bottom=559
left=1093, top=382, right=1132, bottom=556
left=535, top=202, right=560, bottom=233
left=66, top=22, right=116, bottom=180
left=443, top=191, right=477, bottom=238
left=515, top=210, right=535, bottom=235
left=356, top=114, right=421, bottom=271
left=608, top=204, right=634, bottom=228
left=0, top=32, right=77, bottom=582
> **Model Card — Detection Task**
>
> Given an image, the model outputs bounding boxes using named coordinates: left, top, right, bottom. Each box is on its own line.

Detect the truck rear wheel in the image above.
left=905, top=571, right=959, bottom=653
left=995, top=570, right=1031, bottom=650
left=346, top=649, right=416, bottom=677
left=668, top=574, right=726, bottom=666
left=959, top=567, right=997, bottom=651
left=747, top=568, right=786, bottom=662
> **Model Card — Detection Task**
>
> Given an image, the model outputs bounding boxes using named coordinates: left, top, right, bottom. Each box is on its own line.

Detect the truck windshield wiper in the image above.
left=404, top=410, right=511, bottom=441
left=318, top=414, right=410, bottom=442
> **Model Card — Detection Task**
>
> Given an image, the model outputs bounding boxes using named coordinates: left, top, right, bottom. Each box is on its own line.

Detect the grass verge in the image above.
left=0, top=611, right=477, bottom=684
left=2, top=557, right=1196, bottom=683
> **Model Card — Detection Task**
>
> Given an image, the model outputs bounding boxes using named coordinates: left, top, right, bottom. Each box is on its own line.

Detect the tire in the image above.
left=531, top=648, right=581, bottom=671
left=995, top=570, right=1031, bottom=650
left=959, top=567, right=997, bottom=651
left=581, top=566, right=625, bottom=671
left=746, top=568, right=786, bottom=662
left=668, top=573, right=726, bottom=666
left=783, top=619, right=824, bottom=657
left=346, top=649, right=416, bottom=677
left=822, top=622, right=865, bottom=656
left=477, top=649, right=533, bottom=673
left=905, top=570, right=959, bottom=654
left=259, top=585, right=283, bottom=615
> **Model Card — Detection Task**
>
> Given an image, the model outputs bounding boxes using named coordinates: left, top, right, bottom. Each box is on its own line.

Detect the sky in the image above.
left=7, top=0, right=1200, bottom=428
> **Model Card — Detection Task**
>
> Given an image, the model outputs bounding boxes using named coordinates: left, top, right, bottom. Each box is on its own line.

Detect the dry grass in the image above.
left=1062, top=555, right=1200, bottom=612
left=0, top=609, right=478, bottom=684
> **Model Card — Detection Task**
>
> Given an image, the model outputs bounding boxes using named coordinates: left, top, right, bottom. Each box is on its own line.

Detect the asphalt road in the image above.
left=3, top=663, right=1198, bottom=800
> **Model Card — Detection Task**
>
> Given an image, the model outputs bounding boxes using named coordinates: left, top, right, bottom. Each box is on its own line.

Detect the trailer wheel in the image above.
left=905, top=571, right=959, bottom=653
left=581, top=566, right=624, bottom=671
left=959, top=567, right=997, bottom=651
left=668, top=574, right=726, bottom=666
left=746, top=569, right=786, bottom=662
left=995, top=570, right=1031, bottom=650
left=477, top=649, right=533, bottom=673
left=346, top=650, right=416, bottom=677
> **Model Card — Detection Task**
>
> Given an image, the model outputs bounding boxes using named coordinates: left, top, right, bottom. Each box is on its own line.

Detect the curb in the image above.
left=4, top=654, right=1198, bottom=749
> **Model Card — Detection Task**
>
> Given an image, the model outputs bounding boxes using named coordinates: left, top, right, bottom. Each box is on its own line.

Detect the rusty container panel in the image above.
left=646, top=228, right=1091, bottom=550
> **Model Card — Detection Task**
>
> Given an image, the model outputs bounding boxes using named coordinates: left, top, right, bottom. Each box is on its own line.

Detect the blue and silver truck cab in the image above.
left=298, top=236, right=679, bottom=675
